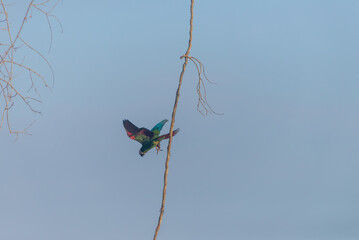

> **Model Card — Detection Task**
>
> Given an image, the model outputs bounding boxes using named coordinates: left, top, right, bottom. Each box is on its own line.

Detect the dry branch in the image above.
left=153, top=1, right=193, bottom=239
left=181, top=55, right=222, bottom=115
left=153, top=1, right=222, bottom=239
left=0, top=0, right=60, bottom=135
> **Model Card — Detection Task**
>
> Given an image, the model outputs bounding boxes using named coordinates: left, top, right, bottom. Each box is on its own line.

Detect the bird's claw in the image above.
left=155, top=144, right=163, bottom=154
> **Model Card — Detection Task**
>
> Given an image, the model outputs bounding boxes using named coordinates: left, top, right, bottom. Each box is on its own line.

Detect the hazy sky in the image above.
left=1, top=1, right=359, bottom=239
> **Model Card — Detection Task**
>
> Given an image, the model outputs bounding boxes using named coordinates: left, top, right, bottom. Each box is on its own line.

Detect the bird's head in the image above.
left=139, top=145, right=151, bottom=157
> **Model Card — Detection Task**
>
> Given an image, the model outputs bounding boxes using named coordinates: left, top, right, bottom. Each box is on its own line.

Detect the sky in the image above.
left=1, top=0, right=359, bottom=239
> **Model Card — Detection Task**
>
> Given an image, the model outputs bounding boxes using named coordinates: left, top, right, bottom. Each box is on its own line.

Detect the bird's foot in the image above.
left=155, top=144, right=163, bottom=154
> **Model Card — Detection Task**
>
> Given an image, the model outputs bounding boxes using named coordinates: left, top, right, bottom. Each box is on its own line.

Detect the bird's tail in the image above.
left=156, top=128, right=180, bottom=141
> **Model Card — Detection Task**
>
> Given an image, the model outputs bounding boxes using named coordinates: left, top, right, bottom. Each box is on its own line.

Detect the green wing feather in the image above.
left=133, top=129, right=153, bottom=143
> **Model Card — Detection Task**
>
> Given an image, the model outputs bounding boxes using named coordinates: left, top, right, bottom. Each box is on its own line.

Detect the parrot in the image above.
left=123, top=119, right=179, bottom=157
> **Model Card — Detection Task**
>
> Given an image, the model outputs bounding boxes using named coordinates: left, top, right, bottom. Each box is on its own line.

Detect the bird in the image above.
left=123, top=119, right=179, bottom=157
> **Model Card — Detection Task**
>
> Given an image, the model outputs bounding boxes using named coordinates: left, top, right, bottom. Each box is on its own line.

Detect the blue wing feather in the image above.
left=151, top=119, right=168, bottom=137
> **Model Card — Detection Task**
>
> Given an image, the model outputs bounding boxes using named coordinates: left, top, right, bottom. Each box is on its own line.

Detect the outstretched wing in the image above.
left=123, top=119, right=154, bottom=144
left=151, top=119, right=168, bottom=137
left=155, top=128, right=180, bottom=142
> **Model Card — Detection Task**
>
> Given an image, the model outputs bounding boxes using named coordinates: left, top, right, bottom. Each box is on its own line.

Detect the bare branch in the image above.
left=0, top=0, right=60, bottom=135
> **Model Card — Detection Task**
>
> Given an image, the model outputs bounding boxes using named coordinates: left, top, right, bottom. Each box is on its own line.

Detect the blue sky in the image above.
left=1, top=0, right=359, bottom=239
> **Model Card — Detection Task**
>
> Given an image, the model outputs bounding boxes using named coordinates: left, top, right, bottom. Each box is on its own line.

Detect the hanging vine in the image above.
left=153, top=0, right=220, bottom=239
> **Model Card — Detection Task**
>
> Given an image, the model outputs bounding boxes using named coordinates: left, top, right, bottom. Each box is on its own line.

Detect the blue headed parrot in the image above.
left=123, top=119, right=180, bottom=157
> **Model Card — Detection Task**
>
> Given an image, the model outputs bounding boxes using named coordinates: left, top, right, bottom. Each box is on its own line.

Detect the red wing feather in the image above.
left=123, top=119, right=154, bottom=142
left=123, top=119, right=139, bottom=138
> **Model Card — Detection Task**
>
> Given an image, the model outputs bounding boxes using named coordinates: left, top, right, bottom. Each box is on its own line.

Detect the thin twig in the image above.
left=0, top=0, right=34, bottom=64
left=19, top=37, right=55, bottom=87
left=181, top=55, right=222, bottom=115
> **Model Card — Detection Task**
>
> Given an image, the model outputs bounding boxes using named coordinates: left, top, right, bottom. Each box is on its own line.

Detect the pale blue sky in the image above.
left=1, top=1, right=359, bottom=239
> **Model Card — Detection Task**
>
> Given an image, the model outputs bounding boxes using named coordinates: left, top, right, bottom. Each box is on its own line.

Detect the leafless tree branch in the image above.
left=0, top=0, right=60, bottom=135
